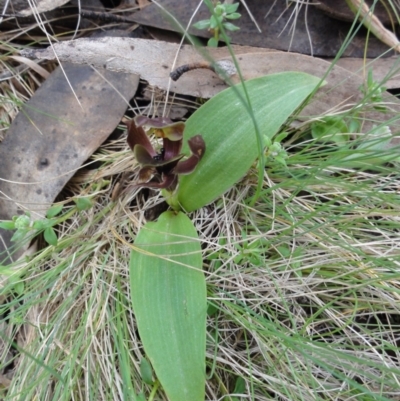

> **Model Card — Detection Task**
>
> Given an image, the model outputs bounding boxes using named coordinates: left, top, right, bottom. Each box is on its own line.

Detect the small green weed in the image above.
left=193, top=0, right=241, bottom=47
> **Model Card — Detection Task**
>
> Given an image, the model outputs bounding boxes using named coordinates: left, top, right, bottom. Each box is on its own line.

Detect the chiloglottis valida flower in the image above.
left=126, top=115, right=205, bottom=192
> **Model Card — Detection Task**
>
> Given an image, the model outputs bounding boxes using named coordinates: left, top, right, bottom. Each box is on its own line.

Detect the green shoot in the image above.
left=193, top=1, right=241, bottom=47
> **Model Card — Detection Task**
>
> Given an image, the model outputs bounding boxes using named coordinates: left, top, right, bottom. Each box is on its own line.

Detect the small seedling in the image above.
left=0, top=196, right=94, bottom=248
left=360, top=69, right=387, bottom=112
left=311, top=116, right=350, bottom=146
left=193, top=1, right=241, bottom=47
left=0, top=211, right=60, bottom=246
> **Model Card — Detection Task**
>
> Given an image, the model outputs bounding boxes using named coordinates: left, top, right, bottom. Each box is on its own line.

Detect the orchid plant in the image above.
left=125, top=116, right=205, bottom=209
left=128, top=72, right=321, bottom=401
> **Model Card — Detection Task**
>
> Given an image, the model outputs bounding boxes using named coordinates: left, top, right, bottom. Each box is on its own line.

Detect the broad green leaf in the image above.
left=136, top=393, right=146, bottom=401
left=311, top=116, right=349, bottom=145
left=207, top=37, right=219, bottom=47
left=178, top=72, right=322, bottom=211
left=130, top=211, right=206, bottom=401
left=14, top=214, right=31, bottom=230
left=224, top=3, right=240, bottom=13
left=33, top=218, right=54, bottom=230
left=0, top=220, right=15, bottom=230
left=44, top=227, right=58, bottom=246
left=46, top=204, right=63, bottom=218
left=75, top=197, right=93, bottom=211
left=11, top=229, right=29, bottom=243
left=225, top=12, right=241, bottom=20
left=13, top=280, right=25, bottom=296
left=193, top=19, right=211, bottom=30
left=33, top=219, right=46, bottom=230
left=222, top=22, right=240, bottom=31
left=233, top=376, right=246, bottom=394
left=209, top=14, right=219, bottom=29
left=139, top=358, right=154, bottom=385
left=339, top=132, right=400, bottom=168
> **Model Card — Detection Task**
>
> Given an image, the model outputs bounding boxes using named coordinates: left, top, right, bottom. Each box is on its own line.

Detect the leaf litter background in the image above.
left=1, top=0, right=400, bottom=400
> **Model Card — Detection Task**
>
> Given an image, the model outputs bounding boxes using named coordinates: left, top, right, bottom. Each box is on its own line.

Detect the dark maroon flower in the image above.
left=126, top=116, right=205, bottom=192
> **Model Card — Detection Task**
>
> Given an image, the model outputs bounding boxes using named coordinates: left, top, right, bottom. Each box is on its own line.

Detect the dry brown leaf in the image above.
left=314, top=0, right=399, bottom=25
left=0, top=63, right=139, bottom=263
left=9, top=55, right=50, bottom=79
left=345, top=0, right=400, bottom=52
left=19, top=37, right=275, bottom=98
left=131, top=0, right=391, bottom=57
left=0, top=373, right=11, bottom=387
left=333, top=56, right=400, bottom=89
left=20, top=37, right=400, bottom=121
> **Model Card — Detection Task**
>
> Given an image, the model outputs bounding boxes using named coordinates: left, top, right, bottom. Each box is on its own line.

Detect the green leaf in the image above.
left=33, top=218, right=53, bottom=230
left=233, top=376, right=246, bottom=394
left=11, top=229, right=29, bottom=243
left=214, top=4, right=225, bottom=15
left=136, top=393, right=146, bottom=401
left=210, top=14, right=222, bottom=29
left=75, top=197, right=93, bottom=211
left=46, top=204, right=63, bottom=218
left=339, top=130, right=400, bottom=167
left=130, top=211, right=206, bottom=401
left=207, top=302, right=218, bottom=317
left=0, top=220, right=15, bottom=230
left=0, top=266, right=14, bottom=276
left=222, top=22, right=240, bottom=31
left=193, top=19, right=211, bottom=30
left=178, top=72, right=322, bottom=212
left=140, top=358, right=154, bottom=385
left=224, top=2, right=240, bottom=13
left=6, top=272, right=25, bottom=295
left=207, top=37, right=219, bottom=47
left=225, top=12, right=241, bottom=20
left=13, top=281, right=25, bottom=296
left=44, top=227, right=58, bottom=246
left=14, top=214, right=31, bottom=230
left=311, top=116, right=349, bottom=145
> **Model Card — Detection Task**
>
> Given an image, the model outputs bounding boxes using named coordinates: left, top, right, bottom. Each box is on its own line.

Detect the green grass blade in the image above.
left=178, top=72, right=322, bottom=212
left=130, top=211, right=206, bottom=401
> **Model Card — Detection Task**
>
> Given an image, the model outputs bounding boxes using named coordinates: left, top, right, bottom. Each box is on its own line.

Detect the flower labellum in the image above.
left=126, top=116, right=205, bottom=193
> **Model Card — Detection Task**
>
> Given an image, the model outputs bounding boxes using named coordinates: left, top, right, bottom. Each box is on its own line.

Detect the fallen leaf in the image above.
left=17, top=0, right=70, bottom=16
left=0, top=373, right=11, bottom=387
left=130, top=0, right=392, bottom=57
left=20, top=37, right=400, bottom=124
left=0, top=63, right=139, bottom=264
left=9, top=55, right=50, bottom=79
left=315, top=0, right=399, bottom=25
left=333, top=56, right=400, bottom=89
left=20, top=38, right=271, bottom=99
